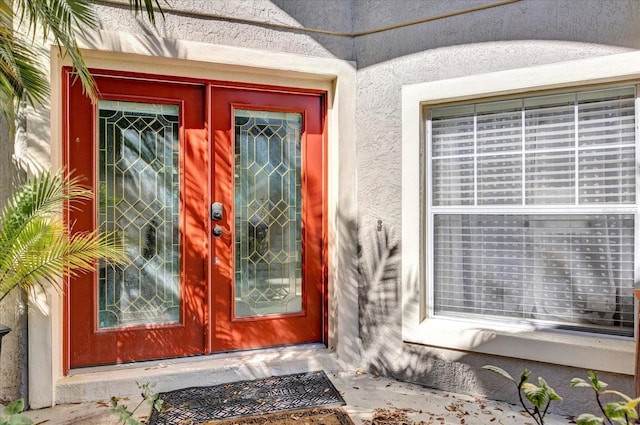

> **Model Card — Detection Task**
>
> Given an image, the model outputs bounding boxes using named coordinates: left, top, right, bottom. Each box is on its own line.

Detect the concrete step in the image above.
left=57, top=343, right=337, bottom=404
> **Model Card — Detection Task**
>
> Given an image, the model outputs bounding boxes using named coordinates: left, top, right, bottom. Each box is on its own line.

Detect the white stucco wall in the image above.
left=352, top=0, right=640, bottom=416
left=8, top=0, right=640, bottom=415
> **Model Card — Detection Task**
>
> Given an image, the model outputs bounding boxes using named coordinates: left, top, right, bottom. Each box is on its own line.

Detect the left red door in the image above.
left=64, top=70, right=208, bottom=368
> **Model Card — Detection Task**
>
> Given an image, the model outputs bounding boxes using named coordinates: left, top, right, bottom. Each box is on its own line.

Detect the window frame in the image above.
left=401, top=52, right=640, bottom=375
left=426, top=87, right=638, bottom=336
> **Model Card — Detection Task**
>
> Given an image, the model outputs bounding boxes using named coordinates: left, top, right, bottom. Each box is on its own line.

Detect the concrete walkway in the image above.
left=20, top=369, right=572, bottom=424
left=8, top=345, right=572, bottom=424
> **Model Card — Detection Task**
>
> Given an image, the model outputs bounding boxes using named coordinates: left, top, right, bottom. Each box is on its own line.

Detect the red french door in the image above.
left=209, top=87, right=326, bottom=351
left=64, top=70, right=326, bottom=369
left=64, top=70, right=208, bottom=368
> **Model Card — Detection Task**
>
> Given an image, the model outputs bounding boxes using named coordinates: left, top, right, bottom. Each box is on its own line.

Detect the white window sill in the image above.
left=403, top=316, right=634, bottom=375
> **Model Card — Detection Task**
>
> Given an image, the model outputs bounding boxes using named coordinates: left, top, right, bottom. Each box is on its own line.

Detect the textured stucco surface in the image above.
left=93, top=0, right=355, bottom=61
left=0, top=113, right=27, bottom=404
left=352, top=0, right=640, bottom=67
left=352, top=0, right=640, bottom=417
left=7, top=0, right=640, bottom=414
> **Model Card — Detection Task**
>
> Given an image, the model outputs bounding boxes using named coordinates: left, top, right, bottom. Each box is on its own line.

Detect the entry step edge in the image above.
left=56, top=344, right=337, bottom=405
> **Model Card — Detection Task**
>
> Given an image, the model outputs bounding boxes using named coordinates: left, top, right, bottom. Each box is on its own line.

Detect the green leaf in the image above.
left=522, top=382, right=548, bottom=410
left=0, top=0, right=167, bottom=122
left=587, top=371, right=608, bottom=391
left=2, top=400, right=24, bottom=416
left=482, top=365, right=516, bottom=383
left=128, top=0, right=166, bottom=25
left=576, top=413, right=604, bottom=425
left=625, top=397, right=640, bottom=413
left=539, top=377, right=562, bottom=401
left=0, top=170, right=127, bottom=304
left=7, top=414, right=33, bottom=425
left=109, top=381, right=161, bottom=425
left=604, top=402, right=635, bottom=421
left=570, top=377, right=593, bottom=389
left=9, top=0, right=99, bottom=101
left=519, top=369, right=531, bottom=388
left=609, top=417, right=630, bottom=425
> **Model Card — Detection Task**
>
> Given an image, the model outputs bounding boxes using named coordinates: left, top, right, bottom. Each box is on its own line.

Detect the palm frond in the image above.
left=0, top=216, right=62, bottom=295
left=0, top=170, right=90, bottom=240
left=0, top=216, right=56, bottom=289
left=128, top=0, right=166, bottom=26
left=10, top=0, right=98, bottom=100
left=0, top=170, right=127, bottom=303
left=0, top=24, right=49, bottom=114
left=0, top=227, right=125, bottom=303
left=0, top=0, right=167, bottom=109
left=0, top=170, right=86, bottom=279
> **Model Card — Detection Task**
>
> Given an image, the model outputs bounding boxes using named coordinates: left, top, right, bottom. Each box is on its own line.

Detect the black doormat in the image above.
left=148, top=371, right=345, bottom=425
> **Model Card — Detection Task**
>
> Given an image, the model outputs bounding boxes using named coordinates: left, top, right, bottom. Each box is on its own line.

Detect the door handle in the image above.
left=212, top=225, right=232, bottom=245
left=212, top=225, right=224, bottom=237
left=210, top=202, right=223, bottom=221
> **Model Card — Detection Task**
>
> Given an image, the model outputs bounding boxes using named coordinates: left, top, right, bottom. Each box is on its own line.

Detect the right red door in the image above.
left=209, top=86, right=326, bottom=351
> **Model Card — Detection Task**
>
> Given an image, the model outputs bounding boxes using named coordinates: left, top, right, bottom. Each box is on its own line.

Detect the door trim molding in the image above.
left=32, top=39, right=357, bottom=408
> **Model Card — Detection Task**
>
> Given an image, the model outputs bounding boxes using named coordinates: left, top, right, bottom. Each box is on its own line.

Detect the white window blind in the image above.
left=429, top=86, right=636, bottom=336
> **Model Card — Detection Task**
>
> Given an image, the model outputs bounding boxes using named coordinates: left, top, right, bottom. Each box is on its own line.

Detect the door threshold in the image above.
left=56, top=344, right=336, bottom=405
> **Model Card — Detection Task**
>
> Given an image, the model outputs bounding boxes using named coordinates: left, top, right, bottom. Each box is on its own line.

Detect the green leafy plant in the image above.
left=482, top=365, right=562, bottom=425
left=571, top=371, right=640, bottom=425
left=0, top=170, right=127, bottom=423
left=110, top=382, right=162, bottom=425
left=483, top=366, right=640, bottom=425
left=0, top=399, right=32, bottom=425
left=0, top=169, right=127, bottom=304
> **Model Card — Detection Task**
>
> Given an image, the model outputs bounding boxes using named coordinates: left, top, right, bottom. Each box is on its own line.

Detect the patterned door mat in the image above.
left=148, top=370, right=346, bottom=425
left=204, top=407, right=355, bottom=425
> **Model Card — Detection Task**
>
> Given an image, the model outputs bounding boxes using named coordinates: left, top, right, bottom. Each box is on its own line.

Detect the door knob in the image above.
left=212, top=225, right=224, bottom=237
left=210, top=202, right=223, bottom=221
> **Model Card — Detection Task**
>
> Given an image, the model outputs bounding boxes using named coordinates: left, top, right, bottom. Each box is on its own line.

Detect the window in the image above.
left=428, top=87, right=636, bottom=337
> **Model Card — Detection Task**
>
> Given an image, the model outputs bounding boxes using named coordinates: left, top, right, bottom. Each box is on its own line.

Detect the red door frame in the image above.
left=62, top=68, right=328, bottom=370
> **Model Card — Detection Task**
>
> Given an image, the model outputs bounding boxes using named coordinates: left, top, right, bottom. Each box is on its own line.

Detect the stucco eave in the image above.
left=76, top=30, right=356, bottom=82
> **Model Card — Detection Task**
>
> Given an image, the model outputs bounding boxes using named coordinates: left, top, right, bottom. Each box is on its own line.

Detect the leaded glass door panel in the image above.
left=210, top=87, right=325, bottom=351
left=97, top=100, right=181, bottom=329
left=234, top=109, right=303, bottom=318
left=66, top=72, right=207, bottom=368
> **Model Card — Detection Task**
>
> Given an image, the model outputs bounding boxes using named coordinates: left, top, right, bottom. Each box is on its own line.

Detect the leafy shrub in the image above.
left=483, top=365, right=640, bottom=425
left=0, top=399, right=32, bottom=425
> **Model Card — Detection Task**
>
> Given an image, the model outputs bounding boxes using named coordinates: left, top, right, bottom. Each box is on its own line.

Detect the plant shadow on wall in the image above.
left=357, top=215, right=429, bottom=378
left=357, top=218, right=456, bottom=386
left=358, top=218, right=401, bottom=351
left=358, top=212, right=456, bottom=380
left=358, top=216, right=448, bottom=381
left=355, top=215, right=636, bottom=422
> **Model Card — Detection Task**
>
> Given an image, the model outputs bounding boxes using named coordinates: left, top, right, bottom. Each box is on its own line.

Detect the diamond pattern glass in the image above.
left=234, top=110, right=302, bottom=317
left=97, top=100, right=180, bottom=329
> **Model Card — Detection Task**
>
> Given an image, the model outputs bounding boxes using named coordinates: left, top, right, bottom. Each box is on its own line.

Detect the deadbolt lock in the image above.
left=210, top=202, right=223, bottom=221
